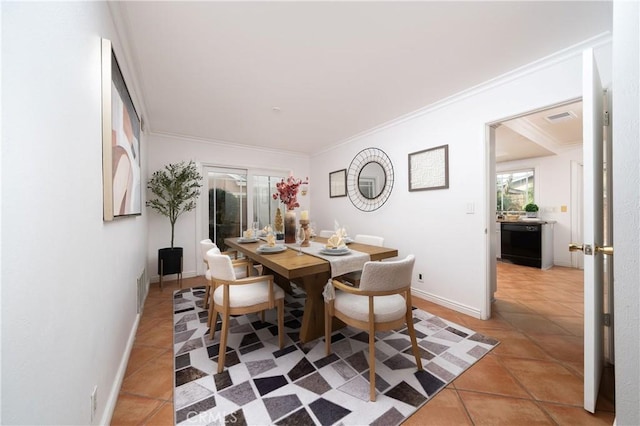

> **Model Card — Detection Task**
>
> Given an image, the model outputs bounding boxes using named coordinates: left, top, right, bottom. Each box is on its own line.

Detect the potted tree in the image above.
left=524, top=202, right=539, bottom=218
left=146, top=161, right=202, bottom=288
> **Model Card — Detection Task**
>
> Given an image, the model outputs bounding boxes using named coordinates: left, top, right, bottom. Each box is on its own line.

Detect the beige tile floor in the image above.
left=111, top=262, right=615, bottom=425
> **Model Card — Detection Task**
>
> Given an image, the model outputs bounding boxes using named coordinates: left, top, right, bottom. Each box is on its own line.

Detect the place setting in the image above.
left=319, top=231, right=351, bottom=256
left=256, top=232, right=287, bottom=254
left=237, top=222, right=260, bottom=243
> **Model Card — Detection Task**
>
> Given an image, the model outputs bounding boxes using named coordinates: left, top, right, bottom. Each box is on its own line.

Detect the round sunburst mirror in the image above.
left=346, top=147, right=394, bottom=212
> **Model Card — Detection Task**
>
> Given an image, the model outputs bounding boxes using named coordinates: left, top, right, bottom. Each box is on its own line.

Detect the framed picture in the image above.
left=329, top=169, right=347, bottom=198
left=101, top=38, right=142, bottom=221
left=408, top=144, right=449, bottom=191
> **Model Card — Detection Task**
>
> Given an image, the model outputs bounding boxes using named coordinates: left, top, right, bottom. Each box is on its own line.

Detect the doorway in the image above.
left=487, top=98, right=584, bottom=301
left=486, top=95, right=615, bottom=413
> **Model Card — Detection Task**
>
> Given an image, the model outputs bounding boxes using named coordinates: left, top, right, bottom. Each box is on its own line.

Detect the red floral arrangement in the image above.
left=273, top=175, right=309, bottom=211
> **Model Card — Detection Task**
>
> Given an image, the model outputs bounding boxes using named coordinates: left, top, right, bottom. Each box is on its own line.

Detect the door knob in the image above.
left=569, top=243, right=584, bottom=252
left=595, top=246, right=614, bottom=256
left=569, top=243, right=611, bottom=256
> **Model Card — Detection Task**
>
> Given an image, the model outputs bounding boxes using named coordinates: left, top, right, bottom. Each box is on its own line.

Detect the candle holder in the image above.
left=299, top=219, right=311, bottom=247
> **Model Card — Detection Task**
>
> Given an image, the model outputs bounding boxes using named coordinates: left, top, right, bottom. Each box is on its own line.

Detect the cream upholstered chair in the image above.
left=339, top=234, right=385, bottom=286
left=325, top=254, right=423, bottom=401
left=353, top=234, right=384, bottom=246
left=318, top=230, right=334, bottom=238
left=207, top=251, right=285, bottom=373
left=200, top=239, right=252, bottom=309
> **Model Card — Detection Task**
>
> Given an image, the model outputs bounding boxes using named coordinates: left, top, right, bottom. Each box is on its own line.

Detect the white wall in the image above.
left=1, top=3, right=147, bottom=424
left=612, top=1, right=640, bottom=423
left=497, top=147, right=582, bottom=267
left=146, top=133, right=310, bottom=282
left=310, top=39, right=611, bottom=319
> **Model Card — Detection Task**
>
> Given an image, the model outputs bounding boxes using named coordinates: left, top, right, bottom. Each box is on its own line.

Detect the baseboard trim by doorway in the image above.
left=411, top=288, right=482, bottom=319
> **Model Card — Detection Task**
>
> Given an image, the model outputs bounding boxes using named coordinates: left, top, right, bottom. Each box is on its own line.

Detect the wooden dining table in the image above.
left=225, top=236, right=398, bottom=343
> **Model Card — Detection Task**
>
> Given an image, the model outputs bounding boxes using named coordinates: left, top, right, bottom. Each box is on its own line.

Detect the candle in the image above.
left=300, top=210, right=309, bottom=220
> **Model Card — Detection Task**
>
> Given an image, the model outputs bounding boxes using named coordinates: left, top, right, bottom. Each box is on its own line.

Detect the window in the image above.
left=496, top=169, right=534, bottom=212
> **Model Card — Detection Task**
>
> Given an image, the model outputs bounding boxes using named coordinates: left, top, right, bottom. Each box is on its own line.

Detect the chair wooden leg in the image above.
left=405, top=295, right=423, bottom=370
left=203, top=285, right=210, bottom=310
left=324, top=303, right=332, bottom=356
left=261, top=310, right=265, bottom=322
left=277, top=299, right=284, bottom=349
left=406, top=313, right=423, bottom=370
left=217, top=310, right=230, bottom=374
left=368, top=322, right=376, bottom=402
left=208, top=303, right=218, bottom=340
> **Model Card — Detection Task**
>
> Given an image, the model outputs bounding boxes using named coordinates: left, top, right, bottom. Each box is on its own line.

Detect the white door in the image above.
left=581, top=47, right=610, bottom=413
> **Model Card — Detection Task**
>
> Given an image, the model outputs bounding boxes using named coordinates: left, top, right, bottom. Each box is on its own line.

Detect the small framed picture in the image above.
left=329, top=169, right=347, bottom=198
left=408, top=144, right=449, bottom=191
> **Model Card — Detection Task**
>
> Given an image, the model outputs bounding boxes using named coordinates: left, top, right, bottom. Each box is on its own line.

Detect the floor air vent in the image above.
left=137, top=269, right=149, bottom=314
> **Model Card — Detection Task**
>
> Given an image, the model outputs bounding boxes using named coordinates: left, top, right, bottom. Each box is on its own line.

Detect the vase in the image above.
left=284, top=210, right=296, bottom=243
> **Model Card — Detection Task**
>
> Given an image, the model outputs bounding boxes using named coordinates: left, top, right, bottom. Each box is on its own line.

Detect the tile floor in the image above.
left=112, top=262, right=615, bottom=425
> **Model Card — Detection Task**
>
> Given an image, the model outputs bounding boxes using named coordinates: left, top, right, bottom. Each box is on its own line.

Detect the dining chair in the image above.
left=324, top=254, right=423, bottom=401
left=353, top=234, right=385, bottom=246
left=207, top=251, right=285, bottom=373
left=318, top=230, right=334, bottom=238
left=200, top=239, right=251, bottom=309
left=338, top=234, right=385, bottom=286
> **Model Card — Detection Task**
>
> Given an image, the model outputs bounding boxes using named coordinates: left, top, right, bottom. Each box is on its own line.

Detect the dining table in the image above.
left=225, top=236, right=398, bottom=343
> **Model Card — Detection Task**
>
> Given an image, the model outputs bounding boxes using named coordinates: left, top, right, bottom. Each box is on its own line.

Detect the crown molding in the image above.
left=313, top=32, right=612, bottom=157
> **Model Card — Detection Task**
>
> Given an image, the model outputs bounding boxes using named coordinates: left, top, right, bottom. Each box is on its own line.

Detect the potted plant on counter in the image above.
left=146, top=161, right=202, bottom=288
left=524, top=203, right=539, bottom=218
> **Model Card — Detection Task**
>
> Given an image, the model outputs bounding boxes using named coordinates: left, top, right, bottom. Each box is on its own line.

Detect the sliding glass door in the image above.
left=201, top=167, right=287, bottom=254
left=252, top=174, right=286, bottom=230
left=204, top=167, right=247, bottom=251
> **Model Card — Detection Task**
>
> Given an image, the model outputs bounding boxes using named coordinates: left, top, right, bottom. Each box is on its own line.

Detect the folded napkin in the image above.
left=266, top=233, right=276, bottom=247
left=333, top=221, right=348, bottom=238
left=262, top=225, right=272, bottom=234
left=326, top=234, right=346, bottom=249
left=243, top=229, right=254, bottom=238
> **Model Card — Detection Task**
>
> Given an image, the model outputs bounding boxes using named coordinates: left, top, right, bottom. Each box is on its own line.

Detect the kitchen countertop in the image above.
left=497, top=219, right=557, bottom=224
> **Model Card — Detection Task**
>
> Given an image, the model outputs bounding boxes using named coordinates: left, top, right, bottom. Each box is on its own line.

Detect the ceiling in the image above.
left=496, top=100, right=584, bottom=163
left=111, top=1, right=612, bottom=156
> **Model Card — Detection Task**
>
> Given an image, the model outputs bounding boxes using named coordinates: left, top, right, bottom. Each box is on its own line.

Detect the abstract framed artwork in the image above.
left=101, top=38, right=142, bottom=221
left=329, top=169, right=347, bottom=198
left=408, top=144, right=449, bottom=191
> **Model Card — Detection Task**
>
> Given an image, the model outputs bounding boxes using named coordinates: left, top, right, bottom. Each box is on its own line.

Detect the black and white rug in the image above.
left=173, top=286, right=499, bottom=425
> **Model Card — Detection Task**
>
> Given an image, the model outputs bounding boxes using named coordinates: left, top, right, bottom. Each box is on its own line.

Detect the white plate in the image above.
left=257, top=244, right=286, bottom=254
left=238, top=237, right=259, bottom=243
left=344, top=237, right=354, bottom=244
left=320, top=247, right=350, bottom=256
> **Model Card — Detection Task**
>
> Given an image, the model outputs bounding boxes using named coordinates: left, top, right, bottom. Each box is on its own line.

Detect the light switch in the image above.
left=561, top=205, right=568, bottom=212
left=466, top=203, right=474, bottom=214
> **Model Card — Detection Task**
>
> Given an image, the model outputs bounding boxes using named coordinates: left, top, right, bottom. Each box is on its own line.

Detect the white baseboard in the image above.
left=101, top=313, right=141, bottom=425
left=411, top=287, right=483, bottom=319
left=151, top=270, right=198, bottom=284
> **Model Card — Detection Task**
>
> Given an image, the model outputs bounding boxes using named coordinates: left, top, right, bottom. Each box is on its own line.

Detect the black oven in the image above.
left=501, top=223, right=542, bottom=268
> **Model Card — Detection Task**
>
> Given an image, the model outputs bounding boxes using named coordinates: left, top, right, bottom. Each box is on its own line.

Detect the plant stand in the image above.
left=158, top=247, right=183, bottom=290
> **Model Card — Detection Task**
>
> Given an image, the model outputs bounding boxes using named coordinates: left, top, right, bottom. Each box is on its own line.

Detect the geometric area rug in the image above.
left=173, top=285, right=499, bottom=425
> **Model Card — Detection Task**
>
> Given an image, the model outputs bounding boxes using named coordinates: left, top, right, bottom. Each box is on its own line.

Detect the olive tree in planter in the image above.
left=146, top=161, right=202, bottom=288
